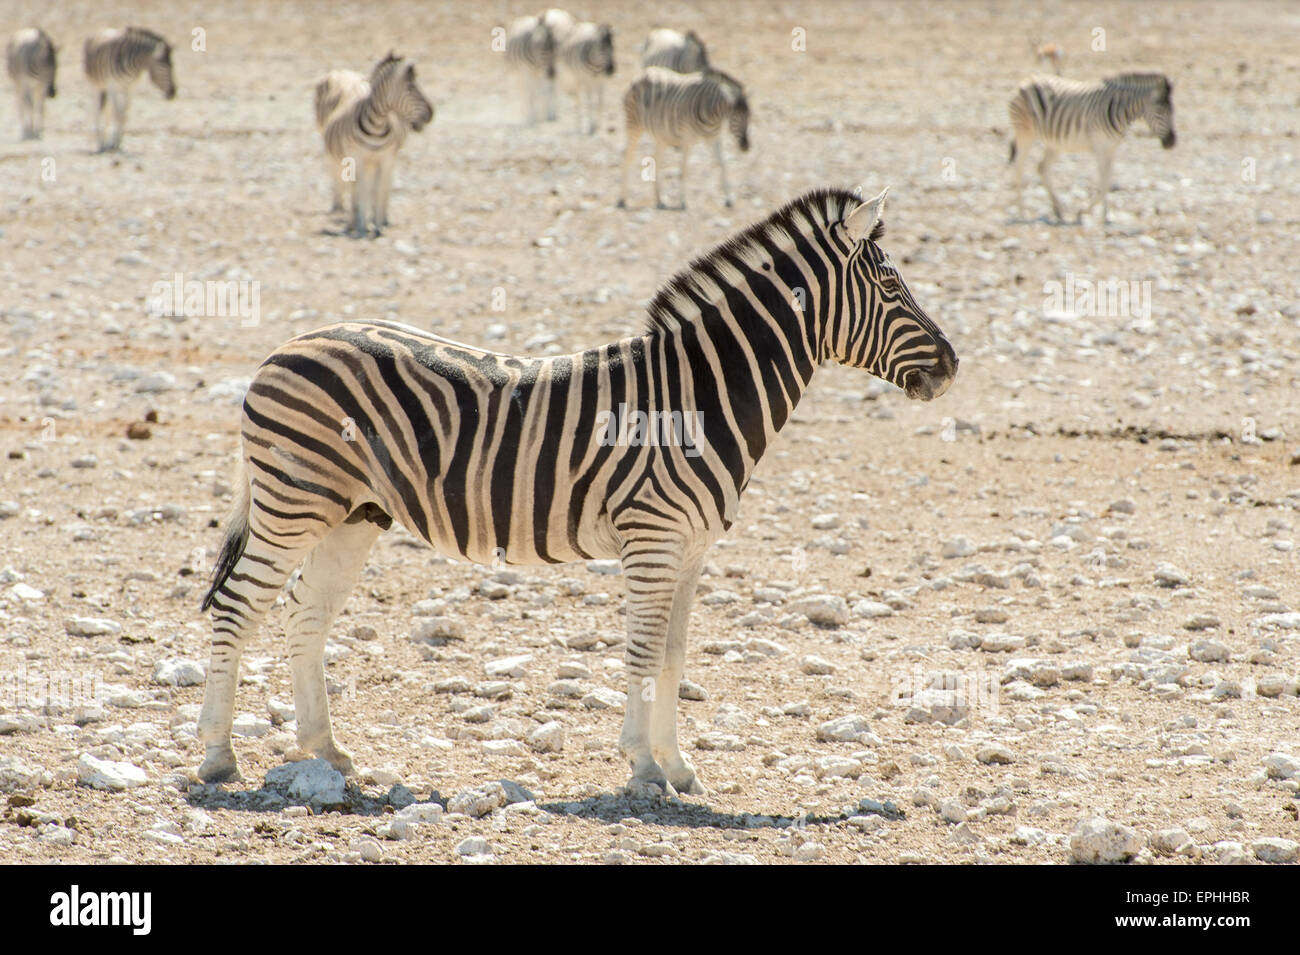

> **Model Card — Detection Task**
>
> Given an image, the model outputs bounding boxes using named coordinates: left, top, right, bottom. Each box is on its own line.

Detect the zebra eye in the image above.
left=881, top=277, right=901, bottom=295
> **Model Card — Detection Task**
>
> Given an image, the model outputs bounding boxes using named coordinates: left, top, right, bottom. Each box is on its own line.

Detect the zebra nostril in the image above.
left=1162, top=131, right=1176, bottom=148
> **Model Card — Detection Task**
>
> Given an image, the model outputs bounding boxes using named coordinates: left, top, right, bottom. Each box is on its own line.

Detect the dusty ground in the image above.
left=1, top=0, right=1299, bottom=865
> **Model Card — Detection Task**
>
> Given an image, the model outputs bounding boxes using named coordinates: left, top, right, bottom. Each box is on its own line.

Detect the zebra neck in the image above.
left=358, top=97, right=394, bottom=138
left=642, top=294, right=821, bottom=480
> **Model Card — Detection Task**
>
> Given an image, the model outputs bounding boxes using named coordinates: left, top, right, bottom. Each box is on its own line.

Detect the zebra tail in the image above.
left=200, top=457, right=251, bottom=611
left=1008, top=139, right=1017, bottom=163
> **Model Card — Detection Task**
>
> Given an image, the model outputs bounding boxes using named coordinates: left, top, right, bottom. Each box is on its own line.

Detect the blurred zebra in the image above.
left=505, top=12, right=560, bottom=124
left=6, top=28, right=57, bottom=140
left=557, top=20, right=615, bottom=134
left=194, top=185, right=958, bottom=793
left=83, top=26, right=175, bottom=152
left=618, top=66, right=750, bottom=209
left=1009, top=72, right=1176, bottom=223
left=313, top=69, right=368, bottom=213
left=319, top=53, right=433, bottom=237
left=641, top=28, right=710, bottom=73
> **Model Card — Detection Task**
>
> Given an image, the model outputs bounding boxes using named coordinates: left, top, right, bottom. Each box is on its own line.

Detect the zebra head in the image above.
left=1145, top=75, right=1176, bottom=149
left=148, top=38, right=176, bottom=100
left=714, top=71, right=750, bottom=152
left=373, top=54, right=435, bottom=132
left=833, top=187, right=957, bottom=401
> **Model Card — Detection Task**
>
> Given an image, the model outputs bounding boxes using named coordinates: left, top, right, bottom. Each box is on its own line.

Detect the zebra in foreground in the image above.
left=317, top=54, right=433, bottom=237
left=641, top=28, right=710, bottom=73
left=6, top=28, right=57, bottom=140
left=618, top=66, right=750, bottom=209
left=83, top=26, right=175, bottom=152
left=195, top=185, right=958, bottom=795
left=1009, top=71, right=1176, bottom=223
left=505, top=12, right=559, bottom=124
left=556, top=20, right=615, bottom=134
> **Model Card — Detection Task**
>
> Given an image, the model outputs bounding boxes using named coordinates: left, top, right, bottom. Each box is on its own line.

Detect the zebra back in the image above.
left=314, top=69, right=368, bottom=131
left=1010, top=71, right=1175, bottom=149
left=626, top=66, right=749, bottom=150
left=559, top=22, right=615, bottom=78
left=641, top=28, right=710, bottom=73
left=7, top=28, right=57, bottom=96
left=84, top=26, right=175, bottom=98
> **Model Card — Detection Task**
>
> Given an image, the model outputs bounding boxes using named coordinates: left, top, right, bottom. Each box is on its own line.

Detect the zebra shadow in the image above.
left=537, top=793, right=904, bottom=831
left=185, top=779, right=442, bottom=818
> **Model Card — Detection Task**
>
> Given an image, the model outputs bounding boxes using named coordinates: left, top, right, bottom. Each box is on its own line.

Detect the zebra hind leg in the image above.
left=197, top=531, right=315, bottom=783
left=1037, top=148, right=1065, bottom=222
left=283, top=507, right=385, bottom=774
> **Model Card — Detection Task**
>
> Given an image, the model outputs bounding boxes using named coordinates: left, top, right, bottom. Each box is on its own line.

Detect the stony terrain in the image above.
left=1, top=0, right=1298, bottom=865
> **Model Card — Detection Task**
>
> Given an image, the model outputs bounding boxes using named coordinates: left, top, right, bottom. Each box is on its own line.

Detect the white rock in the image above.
left=942, top=537, right=976, bottom=559
left=788, top=595, right=849, bottom=627
left=1070, top=817, right=1142, bottom=864
left=77, top=753, right=146, bottom=791
left=582, top=687, right=626, bottom=710
left=1264, top=752, right=1299, bottom=780
left=448, top=782, right=507, bottom=818
left=9, top=583, right=45, bottom=602
left=64, top=616, right=121, bottom=637
left=1149, top=828, right=1193, bottom=855
left=232, top=714, right=271, bottom=737
left=799, top=655, right=836, bottom=675
left=851, top=599, right=894, bottom=619
left=484, top=654, right=533, bottom=678
left=526, top=721, right=565, bottom=753
left=0, top=756, right=43, bottom=792
left=586, top=560, right=622, bottom=575
left=456, top=835, right=492, bottom=858
left=152, top=657, right=205, bottom=686
left=1252, top=838, right=1299, bottom=864
left=265, top=759, right=346, bottom=805
left=815, top=714, right=873, bottom=743
left=976, top=744, right=1015, bottom=765
left=1153, top=563, right=1189, bottom=588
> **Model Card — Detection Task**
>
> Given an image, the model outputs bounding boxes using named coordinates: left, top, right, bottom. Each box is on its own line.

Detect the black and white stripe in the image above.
left=618, top=66, right=750, bottom=209
left=195, top=186, right=959, bottom=794
left=641, top=28, right=710, bottom=73
left=318, top=53, right=433, bottom=237
left=1009, top=71, right=1177, bottom=223
left=6, top=27, right=57, bottom=140
left=504, top=12, right=559, bottom=124
left=82, top=26, right=175, bottom=152
left=556, top=20, right=615, bottom=134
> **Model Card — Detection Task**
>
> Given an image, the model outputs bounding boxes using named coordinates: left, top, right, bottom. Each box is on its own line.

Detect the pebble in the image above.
left=526, top=721, right=565, bottom=753
left=1149, top=828, right=1194, bottom=855
left=64, top=616, right=121, bottom=637
left=455, top=835, right=492, bottom=859
left=1069, top=817, right=1142, bottom=864
left=1264, top=752, right=1299, bottom=780
left=77, top=753, right=146, bottom=791
left=448, top=782, right=507, bottom=818
left=788, top=595, right=849, bottom=627
left=582, top=687, right=627, bottom=710
left=815, top=714, right=874, bottom=743
left=1153, top=563, right=1189, bottom=588
left=851, top=599, right=894, bottom=619
left=1251, top=838, right=1299, bottom=864
left=0, top=756, right=44, bottom=792
left=484, top=654, right=532, bottom=678
left=942, top=537, right=976, bottom=559
left=976, top=744, right=1015, bottom=765
left=264, top=759, right=346, bottom=807
left=152, top=657, right=205, bottom=686
left=799, top=655, right=836, bottom=675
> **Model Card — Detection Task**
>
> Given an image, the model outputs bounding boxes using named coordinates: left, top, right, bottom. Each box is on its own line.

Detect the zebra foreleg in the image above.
left=650, top=555, right=706, bottom=795
left=1037, top=148, right=1065, bottom=222
left=1085, top=148, right=1116, bottom=224
left=108, top=90, right=129, bottom=151
left=713, top=138, right=733, bottom=208
left=374, top=154, right=395, bottom=231
left=93, top=90, right=108, bottom=151
left=653, top=142, right=667, bottom=209
left=284, top=513, right=382, bottom=775
left=616, top=128, right=641, bottom=208
left=18, top=89, right=34, bottom=139
left=678, top=145, right=690, bottom=210
left=617, top=533, right=687, bottom=793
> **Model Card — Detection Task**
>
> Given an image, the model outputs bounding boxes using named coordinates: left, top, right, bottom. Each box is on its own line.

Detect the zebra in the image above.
left=83, top=26, right=176, bottom=152
left=6, top=28, right=57, bottom=140
left=194, top=184, right=959, bottom=795
left=504, top=12, right=560, bottom=124
left=318, top=53, right=433, bottom=237
left=1009, top=71, right=1176, bottom=224
left=556, top=20, right=615, bottom=134
left=617, top=66, right=750, bottom=210
left=641, top=28, right=710, bottom=73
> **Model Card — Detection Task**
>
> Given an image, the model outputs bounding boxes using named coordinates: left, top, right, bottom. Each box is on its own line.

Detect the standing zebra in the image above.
left=83, top=27, right=176, bottom=152
left=618, top=66, right=750, bottom=210
left=318, top=54, right=433, bottom=237
left=556, top=20, right=615, bottom=134
left=195, top=185, right=958, bottom=794
left=505, top=12, right=560, bottom=124
left=1009, top=72, right=1176, bottom=223
left=641, top=28, right=710, bottom=73
left=6, top=28, right=57, bottom=140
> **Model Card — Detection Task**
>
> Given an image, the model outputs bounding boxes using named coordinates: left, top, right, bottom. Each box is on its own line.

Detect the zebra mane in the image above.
left=126, top=26, right=168, bottom=49
left=370, top=52, right=407, bottom=84
left=645, top=187, right=873, bottom=335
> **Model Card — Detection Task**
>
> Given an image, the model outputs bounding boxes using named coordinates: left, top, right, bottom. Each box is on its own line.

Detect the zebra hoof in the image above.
left=197, top=749, right=242, bottom=784
left=315, top=743, right=355, bottom=776
left=615, top=198, right=626, bottom=209
left=666, top=765, right=706, bottom=796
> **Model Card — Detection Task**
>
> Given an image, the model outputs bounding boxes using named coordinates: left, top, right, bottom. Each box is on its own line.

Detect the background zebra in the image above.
left=556, top=20, right=615, bottom=134
left=195, top=185, right=958, bottom=794
left=6, top=27, right=57, bottom=140
left=318, top=53, right=433, bottom=237
left=1009, top=71, right=1177, bottom=223
left=504, top=12, right=559, bottom=124
left=83, top=26, right=175, bottom=152
left=618, top=66, right=750, bottom=210
left=641, top=28, right=711, bottom=73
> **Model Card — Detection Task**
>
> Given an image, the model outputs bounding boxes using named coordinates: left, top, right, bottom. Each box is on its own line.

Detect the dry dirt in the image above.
left=1, top=0, right=1299, bottom=865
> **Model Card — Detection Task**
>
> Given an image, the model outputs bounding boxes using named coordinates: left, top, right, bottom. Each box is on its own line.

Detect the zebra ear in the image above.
left=845, top=187, right=888, bottom=243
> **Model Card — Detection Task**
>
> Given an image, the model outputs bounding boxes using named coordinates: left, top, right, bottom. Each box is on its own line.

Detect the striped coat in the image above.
left=6, top=27, right=57, bottom=139
left=195, top=186, right=958, bottom=795
left=83, top=26, right=175, bottom=151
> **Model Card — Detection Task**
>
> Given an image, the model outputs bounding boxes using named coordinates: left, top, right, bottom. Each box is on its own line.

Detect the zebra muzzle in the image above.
left=902, top=348, right=958, bottom=402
